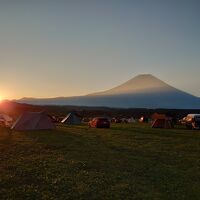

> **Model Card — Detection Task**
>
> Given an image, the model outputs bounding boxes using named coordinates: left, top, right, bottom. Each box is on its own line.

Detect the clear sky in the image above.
left=0, top=0, right=200, bottom=100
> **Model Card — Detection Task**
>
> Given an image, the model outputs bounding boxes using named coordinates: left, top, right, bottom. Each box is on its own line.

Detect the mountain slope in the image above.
left=16, top=74, right=200, bottom=109
left=88, top=74, right=174, bottom=96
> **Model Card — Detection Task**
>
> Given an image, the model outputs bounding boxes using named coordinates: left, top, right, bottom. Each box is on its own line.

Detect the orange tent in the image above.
left=151, top=113, right=173, bottom=129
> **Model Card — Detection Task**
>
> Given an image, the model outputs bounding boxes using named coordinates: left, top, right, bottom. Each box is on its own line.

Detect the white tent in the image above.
left=61, top=112, right=81, bottom=125
left=128, top=117, right=136, bottom=123
left=11, top=112, right=55, bottom=131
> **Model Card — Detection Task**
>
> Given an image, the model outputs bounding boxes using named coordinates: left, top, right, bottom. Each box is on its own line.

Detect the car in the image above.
left=89, top=117, right=110, bottom=128
left=179, top=117, right=187, bottom=125
left=185, top=114, right=200, bottom=130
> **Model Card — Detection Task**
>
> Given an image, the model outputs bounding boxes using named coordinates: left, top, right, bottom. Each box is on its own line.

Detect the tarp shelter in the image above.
left=0, top=114, right=13, bottom=127
left=11, top=112, right=55, bottom=131
left=151, top=113, right=173, bottom=129
left=61, top=112, right=81, bottom=125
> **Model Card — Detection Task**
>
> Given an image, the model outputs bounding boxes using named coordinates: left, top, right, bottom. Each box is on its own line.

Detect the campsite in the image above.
left=0, top=122, right=200, bottom=199
left=0, top=102, right=200, bottom=200
left=1, top=1, right=200, bottom=199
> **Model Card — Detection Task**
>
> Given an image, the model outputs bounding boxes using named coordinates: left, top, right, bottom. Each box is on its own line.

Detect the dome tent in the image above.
left=61, top=112, right=81, bottom=125
left=151, top=113, right=173, bottom=129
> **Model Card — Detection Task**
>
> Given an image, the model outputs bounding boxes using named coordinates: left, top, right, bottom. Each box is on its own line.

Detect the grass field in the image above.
left=0, top=123, right=200, bottom=200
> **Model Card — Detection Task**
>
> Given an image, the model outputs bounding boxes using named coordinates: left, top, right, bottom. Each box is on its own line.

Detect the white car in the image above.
left=185, top=114, right=200, bottom=130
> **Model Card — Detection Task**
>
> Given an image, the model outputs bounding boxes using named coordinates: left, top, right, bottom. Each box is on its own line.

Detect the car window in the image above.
left=195, top=116, right=200, bottom=121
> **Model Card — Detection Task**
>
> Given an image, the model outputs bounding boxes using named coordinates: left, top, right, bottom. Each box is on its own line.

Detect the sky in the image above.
left=0, top=0, right=200, bottom=100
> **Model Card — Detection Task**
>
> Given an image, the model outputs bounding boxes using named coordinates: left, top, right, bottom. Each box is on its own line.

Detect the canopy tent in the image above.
left=11, top=112, right=55, bottom=131
left=61, top=112, right=81, bottom=125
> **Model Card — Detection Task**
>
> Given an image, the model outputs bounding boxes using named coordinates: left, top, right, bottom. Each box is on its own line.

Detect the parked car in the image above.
left=89, top=117, right=110, bottom=128
left=185, top=114, right=200, bottom=130
left=179, top=117, right=187, bottom=125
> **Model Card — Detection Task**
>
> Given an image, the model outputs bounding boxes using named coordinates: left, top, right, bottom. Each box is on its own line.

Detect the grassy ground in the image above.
left=0, top=123, right=200, bottom=200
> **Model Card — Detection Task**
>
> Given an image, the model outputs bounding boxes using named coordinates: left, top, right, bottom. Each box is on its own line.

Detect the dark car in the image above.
left=89, top=117, right=110, bottom=128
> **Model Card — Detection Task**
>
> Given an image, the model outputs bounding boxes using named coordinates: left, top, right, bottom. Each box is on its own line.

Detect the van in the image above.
left=185, top=114, right=200, bottom=130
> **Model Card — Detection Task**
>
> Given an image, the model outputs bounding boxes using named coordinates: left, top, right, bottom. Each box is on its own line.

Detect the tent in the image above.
left=128, top=117, right=136, bottom=123
left=151, top=113, right=173, bottom=129
left=11, top=112, right=55, bottom=131
left=61, top=112, right=81, bottom=125
left=151, top=113, right=167, bottom=120
left=0, top=114, right=13, bottom=127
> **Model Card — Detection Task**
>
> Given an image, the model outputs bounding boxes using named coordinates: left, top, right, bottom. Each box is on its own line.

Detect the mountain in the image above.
left=16, top=74, right=200, bottom=109
left=88, top=74, right=178, bottom=96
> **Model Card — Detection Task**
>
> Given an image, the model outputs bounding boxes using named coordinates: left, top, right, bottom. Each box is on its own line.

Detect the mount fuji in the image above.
left=17, top=74, right=200, bottom=109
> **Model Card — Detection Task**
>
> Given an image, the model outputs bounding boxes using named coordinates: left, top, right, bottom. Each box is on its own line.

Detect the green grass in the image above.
left=0, top=123, right=200, bottom=200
